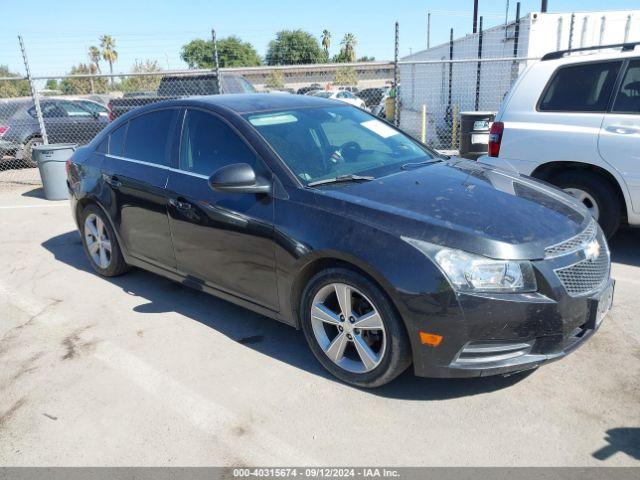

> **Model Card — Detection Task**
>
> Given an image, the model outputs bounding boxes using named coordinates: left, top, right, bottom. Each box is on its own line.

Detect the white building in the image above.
left=399, top=10, right=640, bottom=147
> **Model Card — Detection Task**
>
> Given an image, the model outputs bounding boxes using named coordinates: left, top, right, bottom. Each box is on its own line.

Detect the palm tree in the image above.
left=341, top=33, right=357, bottom=62
left=321, top=30, right=331, bottom=54
left=100, top=35, right=118, bottom=87
left=88, top=46, right=101, bottom=73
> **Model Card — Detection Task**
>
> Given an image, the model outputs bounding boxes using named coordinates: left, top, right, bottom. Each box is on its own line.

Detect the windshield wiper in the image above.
left=307, top=174, right=374, bottom=187
left=400, top=159, right=442, bottom=170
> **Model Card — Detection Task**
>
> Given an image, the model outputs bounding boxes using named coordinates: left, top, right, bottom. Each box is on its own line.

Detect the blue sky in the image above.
left=1, top=0, right=639, bottom=76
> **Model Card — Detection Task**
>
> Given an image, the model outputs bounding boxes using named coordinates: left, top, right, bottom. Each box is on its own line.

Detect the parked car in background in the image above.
left=297, top=83, right=322, bottom=95
left=357, top=87, right=389, bottom=110
left=68, top=94, right=613, bottom=388
left=480, top=43, right=640, bottom=238
left=108, top=73, right=256, bottom=120
left=311, top=89, right=367, bottom=109
left=0, top=98, right=108, bottom=166
left=337, top=85, right=359, bottom=94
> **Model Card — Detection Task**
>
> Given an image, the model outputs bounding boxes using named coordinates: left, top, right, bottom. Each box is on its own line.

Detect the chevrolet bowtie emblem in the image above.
left=584, top=239, right=600, bottom=262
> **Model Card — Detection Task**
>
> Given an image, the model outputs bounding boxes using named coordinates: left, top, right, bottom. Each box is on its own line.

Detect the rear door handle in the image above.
left=104, top=174, right=122, bottom=189
left=606, top=125, right=640, bottom=135
left=169, top=198, right=192, bottom=210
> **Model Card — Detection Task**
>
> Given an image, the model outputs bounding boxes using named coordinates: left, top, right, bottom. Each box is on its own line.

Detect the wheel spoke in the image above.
left=325, top=332, right=348, bottom=363
left=96, top=216, right=106, bottom=238
left=334, top=283, right=352, bottom=317
left=86, top=220, right=99, bottom=239
left=353, top=310, right=383, bottom=330
left=99, top=246, right=108, bottom=268
left=353, top=335, right=378, bottom=371
left=311, top=304, right=341, bottom=325
left=88, top=241, right=100, bottom=255
left=101, top=239, right=112, bottom=254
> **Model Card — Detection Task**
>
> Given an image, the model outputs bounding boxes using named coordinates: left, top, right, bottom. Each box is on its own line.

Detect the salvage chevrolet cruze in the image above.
left=67, top=94, right=614, bottom=387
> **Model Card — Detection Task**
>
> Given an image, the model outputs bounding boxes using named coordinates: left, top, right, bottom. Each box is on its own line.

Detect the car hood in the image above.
left=313, top=158, right=590, bottom=260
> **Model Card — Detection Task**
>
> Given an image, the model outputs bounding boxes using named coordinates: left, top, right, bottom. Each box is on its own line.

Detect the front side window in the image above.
left=124, top=109, right=177, bottom=165
left=246, top=106, right=436, bottom=184
left=539, top=61, right=621, bottom=112
left=612, top=60, right=640, bottom=114
left=180, top=109, right=258, bottom=176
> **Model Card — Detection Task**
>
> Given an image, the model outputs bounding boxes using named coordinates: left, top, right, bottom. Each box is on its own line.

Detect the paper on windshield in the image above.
left=360, top=119, right=399, bottom=138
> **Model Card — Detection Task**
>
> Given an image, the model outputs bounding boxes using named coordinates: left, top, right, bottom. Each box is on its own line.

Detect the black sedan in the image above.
left=66, top=94, right=614, bottom=387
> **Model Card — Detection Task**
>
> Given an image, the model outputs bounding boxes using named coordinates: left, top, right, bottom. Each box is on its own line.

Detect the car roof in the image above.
left=179, top=93, right=339, bottom=114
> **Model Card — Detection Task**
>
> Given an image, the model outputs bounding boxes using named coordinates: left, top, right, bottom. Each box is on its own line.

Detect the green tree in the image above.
left=44, top=79, right=59, bottom=90
left=59, top=64, right=108, bottom=95
left=181, top=36, right=261, bottom=69
left=100, top=35, right=118, bottom=86
left=357, top=55, right=375, bottom=62
left=340, top=33, right=357, bottom=63
left=265, top=70, right=284, bottom=89
left=265, top=30, right=327, bottom=65
left=0, top=66, right=30, bottom=98
left=321, top=29, right=331, bottom=55
left=333, top=66, right=358, bottom=85
left=89, top=46, right=101, bottom=75
left=120, top=60, right=162, bottom=93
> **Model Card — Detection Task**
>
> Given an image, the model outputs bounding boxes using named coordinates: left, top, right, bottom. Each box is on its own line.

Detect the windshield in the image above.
left=245, top=106, right=436, bottom=185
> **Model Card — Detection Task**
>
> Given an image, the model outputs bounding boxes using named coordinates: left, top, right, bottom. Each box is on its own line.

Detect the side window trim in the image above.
left=175, top=106, right=272, bottom=178
left=535, top=59, right=623, bottom=113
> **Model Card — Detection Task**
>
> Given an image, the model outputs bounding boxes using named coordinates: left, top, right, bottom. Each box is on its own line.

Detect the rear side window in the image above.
left=124, top=109, right=178, bottom=165
left=109, top=123, right=127, bottom=156
left=180, top=109, right=258, bottom=176
left=612, top=60, right=640, bottom=114
left=538, top=61, right=621, bottom=112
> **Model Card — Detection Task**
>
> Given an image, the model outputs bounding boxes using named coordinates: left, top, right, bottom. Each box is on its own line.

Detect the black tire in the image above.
left=79, top=204, right=129, bottom=277
left=19, top=136, right=43, bottom=168
left=300, top=267, right=412, bottom=388
left=548, top=170, right=621, bottom=239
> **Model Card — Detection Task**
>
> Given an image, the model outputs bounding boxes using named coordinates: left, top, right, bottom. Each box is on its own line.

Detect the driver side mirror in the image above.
left=209, top=163, right=271, bottom=195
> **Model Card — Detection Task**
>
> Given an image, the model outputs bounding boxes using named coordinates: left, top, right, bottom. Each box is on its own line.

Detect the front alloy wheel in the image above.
left=301, top=268, right=411, bottom=388
left=311, top=283, right=386, bottom=373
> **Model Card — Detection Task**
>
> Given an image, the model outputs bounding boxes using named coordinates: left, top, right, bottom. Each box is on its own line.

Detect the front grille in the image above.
left=545, top=220, right=597, bottom=258
left=554, top=238, right=610, bottom=296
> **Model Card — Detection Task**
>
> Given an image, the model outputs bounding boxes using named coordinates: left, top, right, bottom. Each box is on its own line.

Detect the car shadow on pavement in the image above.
left=592, top=428, right=640, bottom=461
left=43, top=230, right=533, bottom=400
left=609, top=228, right=640, bottom=267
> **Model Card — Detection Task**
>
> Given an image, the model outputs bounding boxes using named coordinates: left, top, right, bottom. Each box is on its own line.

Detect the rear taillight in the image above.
left=65, top=159, right=72, bottom=176
left=488, top=121, right=504, bottom=158
left=0, top=125, right=9, bottom=137
left=107, top=102, right=115, bottom=122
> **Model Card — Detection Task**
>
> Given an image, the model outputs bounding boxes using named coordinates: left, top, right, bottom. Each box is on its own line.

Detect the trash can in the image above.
left=459, top=112, right=495, bottom=160
left=33, top=143, right=76, bottom=200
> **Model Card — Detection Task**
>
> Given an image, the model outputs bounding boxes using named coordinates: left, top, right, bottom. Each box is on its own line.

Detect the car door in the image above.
left=166, top=108, right=278, bottom=310
left=599, top=58, right=640, bottom=213
left=30, top=101, right=70, bottom=144
left=101, top=108, right=179, bottom=269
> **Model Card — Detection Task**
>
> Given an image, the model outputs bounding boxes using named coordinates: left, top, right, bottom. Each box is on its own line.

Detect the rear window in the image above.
left=123, top=109, right=178, bottom=165
left=109, top=123, right=127, bottom=156
left=538, top=61, right=621, bottom=112
left=612, top=60, right=640, bottom=114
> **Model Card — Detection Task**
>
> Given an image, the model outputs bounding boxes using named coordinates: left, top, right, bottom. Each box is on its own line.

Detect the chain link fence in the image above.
left=1, top=11, right=636, bottom=186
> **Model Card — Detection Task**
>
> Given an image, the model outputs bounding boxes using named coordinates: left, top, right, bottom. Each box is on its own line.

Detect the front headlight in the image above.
left=403, top=238, right=537, bottom=293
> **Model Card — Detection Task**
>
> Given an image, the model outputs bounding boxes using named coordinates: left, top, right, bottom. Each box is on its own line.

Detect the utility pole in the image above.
left=211, top=29, right=222, bottom=94
left=427, top=11, right=431, bottom=49
left=473, top=0, right=479, bottom=34
left=541, top=0, right=548, bottom=13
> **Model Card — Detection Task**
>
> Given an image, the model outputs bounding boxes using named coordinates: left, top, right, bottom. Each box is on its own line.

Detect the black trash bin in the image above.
left=459, top=111, right=495, bottom=160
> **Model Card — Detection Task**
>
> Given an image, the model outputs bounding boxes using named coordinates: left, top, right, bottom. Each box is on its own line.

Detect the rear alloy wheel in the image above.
left=548, top=170, right=621, bottom=239
left=80, top=205, right=129, bottom=277
left=301, top=268, right=411, bottom=387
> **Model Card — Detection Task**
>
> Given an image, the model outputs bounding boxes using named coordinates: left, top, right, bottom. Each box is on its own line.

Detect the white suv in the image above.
left=480, top=43, right=640, bottom=238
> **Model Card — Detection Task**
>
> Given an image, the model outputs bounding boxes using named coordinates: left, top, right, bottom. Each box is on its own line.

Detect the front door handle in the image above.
left=606, top=125, right=640, bottom=135
left=169, top=198, right=192, bottom=210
